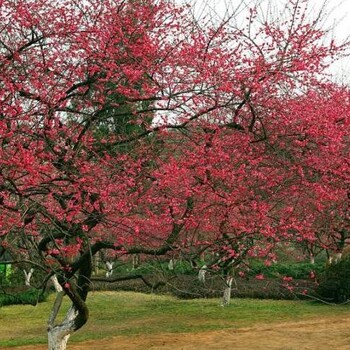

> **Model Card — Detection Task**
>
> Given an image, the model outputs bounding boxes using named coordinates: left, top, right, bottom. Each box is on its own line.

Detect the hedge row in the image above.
left=248, top=261, right=324, bottom=280
left=0, top=288, right=48, bottom=307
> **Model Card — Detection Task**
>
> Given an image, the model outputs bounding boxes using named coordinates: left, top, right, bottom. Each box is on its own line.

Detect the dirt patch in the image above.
left=4, top=316, right=350, bottom=350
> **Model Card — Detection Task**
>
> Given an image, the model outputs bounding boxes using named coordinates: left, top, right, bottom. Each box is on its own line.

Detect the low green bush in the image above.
left=248, top=261, right=324, bottom=279
left=116, top=260, right=196, bottom=276
left=0, top=288, right=48, bottom=307
left=316, top=258, right=350, bottom=303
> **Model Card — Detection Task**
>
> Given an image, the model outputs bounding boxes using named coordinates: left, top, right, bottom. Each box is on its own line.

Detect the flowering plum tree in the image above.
left=0, top=0, right=349, bottom=348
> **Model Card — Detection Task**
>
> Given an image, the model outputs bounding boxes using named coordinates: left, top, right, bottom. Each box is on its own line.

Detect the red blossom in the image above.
left=255, top=274, right=265, bottom=280
left=0, top=0, right=348, bottom=343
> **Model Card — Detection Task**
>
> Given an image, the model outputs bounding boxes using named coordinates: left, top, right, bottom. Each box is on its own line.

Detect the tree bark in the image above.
left=51, top=275, right=63, bottom=292
left=168, top=259, right=175, bottom=270
left=105, top=261, right=114, bottom=277
left=198, top=265, right=207, bottom=283
left=93, top=254, right=100, bottom=275
left=132, top=254, right=141, bottom=269
left=310, top=255, right=315, bottom=264
left=23, top=268, right=34, bottom=286
left=47, top=249, right=92, bottom=350
left=221, top=276, right=233, bottom=306
left=48, top=303, right=79, bottom=350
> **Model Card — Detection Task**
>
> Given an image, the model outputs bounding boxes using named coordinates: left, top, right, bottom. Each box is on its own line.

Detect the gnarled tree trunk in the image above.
left=48, top=297, right=79, bottom=350
left=47, top=288, right=89, bottom=350
left=47, top=251, right=92, bottom=350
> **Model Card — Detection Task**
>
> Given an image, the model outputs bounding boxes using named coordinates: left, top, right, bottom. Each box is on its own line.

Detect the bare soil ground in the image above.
left=4, top=315, right=350, bottom=350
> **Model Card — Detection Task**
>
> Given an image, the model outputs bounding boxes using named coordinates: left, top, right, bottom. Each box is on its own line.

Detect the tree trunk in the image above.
left=168, top=258, right=175, bottom=270
left=48, top=328, right=70, bottom=350
left=92, top=254, right=100, bottom=275
left=47, top=269, right=90, bottom=349
left=329, top=252, right=342, bottom=265
left=47, top=288, right=88, bottom=350
left=310, top=255, right=315, bottom=264
left=47, top=244, right=92, bottom=349
left=105, top=261, right=114, bottom=277
left=23, top=268, right=34, bottom=286
left=221, top=276, right=233, bottom=306
left=198, top=265, right=207, bottom=283
left=132, top=254, right=141, bottom=269
left=48, top=303, right=79, bottom=350
left=51, top=275, right=63, bottom=292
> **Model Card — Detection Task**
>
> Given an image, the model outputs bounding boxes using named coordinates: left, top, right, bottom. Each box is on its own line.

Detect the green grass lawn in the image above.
left=0, top=291, right=349, bottom=347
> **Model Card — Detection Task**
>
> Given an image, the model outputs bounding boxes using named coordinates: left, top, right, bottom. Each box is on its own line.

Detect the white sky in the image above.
left=324, top=0, right=350, bottom=80
left=178, top=0, right=350, bottom=82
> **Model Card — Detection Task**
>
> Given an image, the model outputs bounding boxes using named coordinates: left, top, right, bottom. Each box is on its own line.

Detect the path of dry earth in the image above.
left=4, top=316, right=350, bottom=350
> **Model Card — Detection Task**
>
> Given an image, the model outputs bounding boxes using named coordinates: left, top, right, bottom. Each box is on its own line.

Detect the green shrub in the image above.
left=249, top=261, right=324, bottom=279
left=316, top=258, right=350, bottom=303
left=130, top=260, right=196, bottom=276
left=0, top=288, right=48, bottom=307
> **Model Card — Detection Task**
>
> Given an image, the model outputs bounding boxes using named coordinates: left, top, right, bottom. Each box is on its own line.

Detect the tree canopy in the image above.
left=0, top=0, right=349, bottom=348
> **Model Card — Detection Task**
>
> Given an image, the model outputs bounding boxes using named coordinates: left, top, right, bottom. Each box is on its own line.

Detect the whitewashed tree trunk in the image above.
left=329, top=252, right=342, bottom=265
left=47, top=291, right=82, bottom=350
left=48, top=328, right=70, bottom=350
left=46, top=247, right=91, bottom=350
left=132, top=254, right=141, bottom=269
left=310, top=254, right=315, bottom=264
left=105, top=261, right=114, bottom=277
left=23, top=268, right=34, bottom=286
left=168, top=259, right=175, bottom=270
left=48, top=305, right=78, bottom=350
left=198, top=265, right=207, bottom=283
left=51, top=275, right=63, bottom=292
left=93, top=254, right=100, bottom=275
left=221, top=276, right=233, bottom=306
